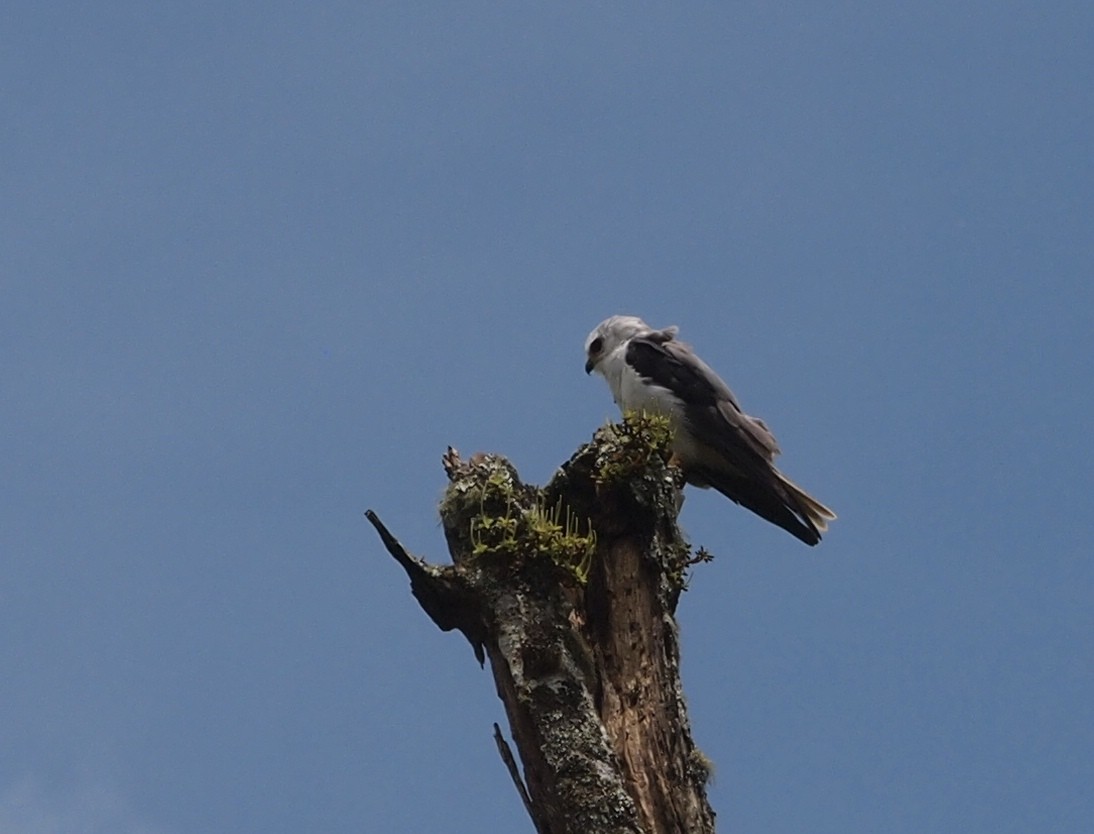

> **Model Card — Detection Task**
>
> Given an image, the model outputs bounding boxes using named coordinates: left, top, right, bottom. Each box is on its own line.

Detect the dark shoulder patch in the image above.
left=625, top=338, right=719, bottom=406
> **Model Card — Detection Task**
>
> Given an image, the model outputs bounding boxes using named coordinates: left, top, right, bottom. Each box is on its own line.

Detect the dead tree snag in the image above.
left=366, top=415, right=716, bottom=834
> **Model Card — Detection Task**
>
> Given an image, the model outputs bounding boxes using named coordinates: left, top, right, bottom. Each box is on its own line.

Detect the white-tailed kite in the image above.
left=584, top=315, right=835, bottom=545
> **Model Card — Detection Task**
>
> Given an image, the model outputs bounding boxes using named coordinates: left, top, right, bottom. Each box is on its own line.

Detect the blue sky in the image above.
left=2, top=3, right=1091, bottom=832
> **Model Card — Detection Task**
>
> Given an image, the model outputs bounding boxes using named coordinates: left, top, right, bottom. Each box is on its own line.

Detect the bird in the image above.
left=584, top=315, right=835, bottom=545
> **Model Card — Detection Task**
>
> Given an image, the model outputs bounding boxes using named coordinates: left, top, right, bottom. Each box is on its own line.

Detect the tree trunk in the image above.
left=367, top=415, right=716, bottom=834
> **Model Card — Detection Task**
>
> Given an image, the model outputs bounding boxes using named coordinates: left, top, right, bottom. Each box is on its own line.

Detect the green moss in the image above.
left=461, top=462, right=596, bottom=584
left=593, top=411, right=675, bottom=488
left=441, top=414, right=692, bottom=589
left=528, top=496, right=597, bottom=584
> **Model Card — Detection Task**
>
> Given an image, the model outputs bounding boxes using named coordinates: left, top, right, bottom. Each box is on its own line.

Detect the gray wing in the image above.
left=626, top=334, right=823, bottom=544
left=625, top=336, right=780, bottom=462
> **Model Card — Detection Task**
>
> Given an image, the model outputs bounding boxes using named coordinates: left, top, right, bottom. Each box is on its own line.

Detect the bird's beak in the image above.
left=584, top=357, right=596, bottom=375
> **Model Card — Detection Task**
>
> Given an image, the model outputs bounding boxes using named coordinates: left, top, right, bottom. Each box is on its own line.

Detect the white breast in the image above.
left=617, top=365, right=680, bottom=416
left=597, top=343, right=709, bottom=468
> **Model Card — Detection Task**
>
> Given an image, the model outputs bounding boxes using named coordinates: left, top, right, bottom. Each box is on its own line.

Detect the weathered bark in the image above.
left=367, top=416, right=716, bottom=834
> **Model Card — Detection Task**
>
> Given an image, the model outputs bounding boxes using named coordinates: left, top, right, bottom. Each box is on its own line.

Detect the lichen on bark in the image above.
left=368, top=414, right=716, bottom=834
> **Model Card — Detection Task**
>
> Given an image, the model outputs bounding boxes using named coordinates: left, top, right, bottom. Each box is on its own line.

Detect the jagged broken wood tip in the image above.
left=364, top=508, right=485, bottom=664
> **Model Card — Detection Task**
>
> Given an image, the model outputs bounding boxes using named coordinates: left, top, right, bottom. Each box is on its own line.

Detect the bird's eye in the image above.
left=589, top=337, right=603, bottom=354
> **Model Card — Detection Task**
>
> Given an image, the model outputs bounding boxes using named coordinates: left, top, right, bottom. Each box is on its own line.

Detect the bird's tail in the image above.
left=694, top=463, right=836, bottom=546
left=776, top=472, right=837, bottom=534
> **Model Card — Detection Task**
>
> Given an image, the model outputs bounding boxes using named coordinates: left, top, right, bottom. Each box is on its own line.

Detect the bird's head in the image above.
left=584, top=315, right=678, bottom=374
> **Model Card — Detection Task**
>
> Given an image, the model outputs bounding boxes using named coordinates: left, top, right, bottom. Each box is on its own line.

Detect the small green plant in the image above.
left=469, top=487, right=596, bottom=584
left=594, top=411, right=675, bottom=486
left=527, top=496, right=597, bottom=584
left=468, top=466, right=523, bottom=559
